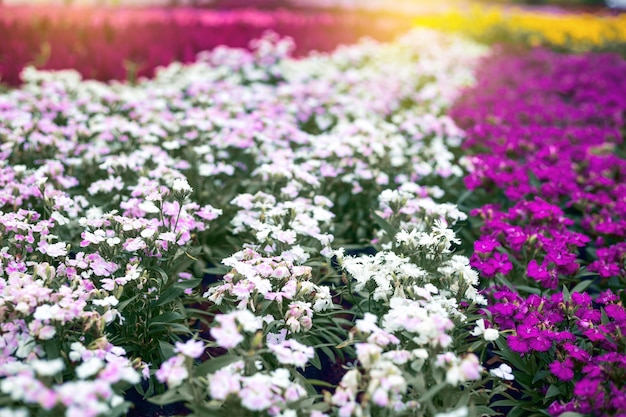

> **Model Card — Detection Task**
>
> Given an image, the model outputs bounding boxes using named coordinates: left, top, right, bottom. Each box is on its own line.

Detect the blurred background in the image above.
left=0, top=0, right=624, bottom=86
left=0, top=0, right=620, bottom=8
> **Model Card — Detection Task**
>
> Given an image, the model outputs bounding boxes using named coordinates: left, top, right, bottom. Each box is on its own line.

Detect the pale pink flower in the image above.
left=123, top=237, right=146, bottom=252
left=155, top=355, right=188, bottom=388
left=269, top=339, right=314, bottom=368
left=210, top=315, right=243, bottom=349
left=175, top=340, right=205, bottom=359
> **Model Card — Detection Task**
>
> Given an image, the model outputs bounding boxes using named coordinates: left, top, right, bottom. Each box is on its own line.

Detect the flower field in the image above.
left=1, top=4, right=626, bottom=417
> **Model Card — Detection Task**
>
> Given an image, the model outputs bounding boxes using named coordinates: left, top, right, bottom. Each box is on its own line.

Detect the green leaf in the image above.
left=167, top=323, right=193, bottom=334
left=532, top=370, right=549, bottom=384
left=490, top=399, right=522, bottom=407
left=562, top=285, right=571, bottom=303
left=193, top=354, right=240, bottom=377
left=495, top=273, right=516, bottom=291
left=148, top=389, right=186, bottom=406
left=473, top=405, right=500, bottom=416
left=309, top=351, right=322, bottom=370
left=508, top=407, right=529, bottom=417
left=176, top=278, right=202, bottom=289
left=318, top=344, right=336, bottom=363
left=545, top=384, right=561, bottom=399
left=456, top=189, right=474, bottom=206
left=570, top=279, right=593, bottom=294
left=468, top=340, right=485, bottom=352
left=204, top=266, right=229, bottom=276
left=515, top=285, right=542, bottom=295
left=43, top=338, right=60, bottom=360
left=418, top=381, right=447, bottom=403
left=149, top=311, right=186, bottom=327
left=158, top=340, right=176, bottom=360
left=108, top=401, right=132, bottom=417
left=601, top=307, right=610, bottom=325
left=371, top=211, right=396, bottom=239
left=116, top=294, right=140, bottom=312
left=155, top=286, right=186, bottom=307
left=495, top=339, right=530, bottom=374
left=305, top=378, right=336, bottom=388
left=148, top=265, right=170, bottom=287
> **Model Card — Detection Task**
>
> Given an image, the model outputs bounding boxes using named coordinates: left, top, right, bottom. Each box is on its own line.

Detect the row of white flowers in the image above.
left=0, top=28, right=508, bottom=417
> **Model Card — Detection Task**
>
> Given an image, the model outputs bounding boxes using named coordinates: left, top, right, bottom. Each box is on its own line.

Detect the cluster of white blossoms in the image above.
left=204, top=248, right=333, bottom=324
left=1, top=338, right=140, bottom=417
left=330, top=312, right=484, bottom=417
left=208, top=363, right=308, bottom=415
left=0, top=22, right=494, bottom=417
left=328, top=186, right=491, bottom=416
left=230, top=192, right=335, bottom=257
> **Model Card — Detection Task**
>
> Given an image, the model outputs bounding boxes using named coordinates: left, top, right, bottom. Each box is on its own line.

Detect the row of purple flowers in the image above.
left=452, top=48, right=626, bottom=416
left=0, top=6, right=412, bottom=86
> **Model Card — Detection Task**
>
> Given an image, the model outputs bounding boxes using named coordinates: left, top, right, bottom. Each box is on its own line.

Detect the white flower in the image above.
left=123, top=237, right=146, bottom=252
left=42, top=242, right=68, bottom=257
left=490, top=364, right=514, bottom=381
left=209, top=363, right=243, bottom=400
left=138, top=201, right=160, bottom=214
left=172, top=178, right=193, bottom=193
left=93, top=296, right=119, bottom=307
left=356, top=343, right=382, bottom=369
left=434, top=406, right=468, bottom=417
left=484, top=328, right=500, bottom=341
left=76, top=358, right=104, bottom=379
left=33, top=304, right=60, bottom=321
left=50, top=211, right=70, bottom=225
left=470, top=319, right=499, bottom=341
left=0, top=408, right=29, bottom=417
left=269, top=339, right=314, bottom=368
left=31, top=358, right=65, bottom=376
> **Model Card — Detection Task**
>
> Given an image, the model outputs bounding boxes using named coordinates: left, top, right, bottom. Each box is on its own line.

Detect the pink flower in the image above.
left=210, top=314, right=244, bottom=349
left=155, top=355, right=188, bottom=388
left=175, top=340, right=205, bottom=359
left=269, top=339, right=314, bottom=368
left=123, top=237, right=146, bottom=252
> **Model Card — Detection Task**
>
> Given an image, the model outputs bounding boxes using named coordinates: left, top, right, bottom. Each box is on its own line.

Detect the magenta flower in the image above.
left=549, top=359, right=574, bottom=382
left=507, top=335, right=530, bottom=354
left=573, top=378, right=600, bottom=398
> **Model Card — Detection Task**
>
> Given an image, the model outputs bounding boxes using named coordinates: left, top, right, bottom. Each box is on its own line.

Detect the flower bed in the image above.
left=451, top=48, right=626, bottom=416
left=0, top=29, right=518, bottom=417
left=2, top=13, right=626, bottom=416
left=0, top=6, right=414, bottom=86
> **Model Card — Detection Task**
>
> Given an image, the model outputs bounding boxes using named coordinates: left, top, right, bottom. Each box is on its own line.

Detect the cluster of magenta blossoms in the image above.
left=452, top=48, right=626, bottom=416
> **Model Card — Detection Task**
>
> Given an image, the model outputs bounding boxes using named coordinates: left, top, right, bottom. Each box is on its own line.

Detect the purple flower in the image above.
left=528, top=332, right=552, bottom=352
left=573, top=378, right=600, bottom=398
left=604, top=304, right=626, bottom=322
left=563, top=343, right=590, bottom=362
left=571, top=292, right=592, bottom=307
left=549, top=359, right=574, bottom=381
left=596, top=289, right=619, bottom=304
left=508, top=335, right=530, bottom=354
left=474, top=237, right=500, bottom=253
left=527, top=260, right=558, bottom=289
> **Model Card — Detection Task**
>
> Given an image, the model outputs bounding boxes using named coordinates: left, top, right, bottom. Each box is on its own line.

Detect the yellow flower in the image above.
left=414, top=6, right=626, bottom=52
